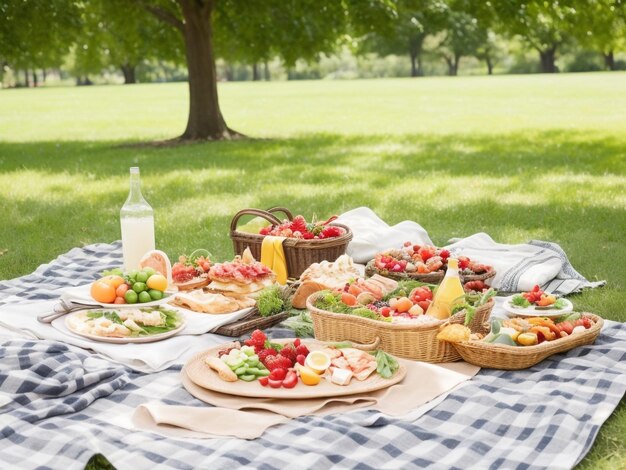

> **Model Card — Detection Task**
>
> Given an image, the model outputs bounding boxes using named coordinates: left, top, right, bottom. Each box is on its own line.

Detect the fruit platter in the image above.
left=365, top=242, right=495, bottom=286
left=184, top=329, right=406, bottom=399
left=65, top=306, right=185, bottom=343
left=439, top=312, right=603, bottom=370
left=84, top=268, right=171, bottom=307
left=502, top=285, right=573, bottom=317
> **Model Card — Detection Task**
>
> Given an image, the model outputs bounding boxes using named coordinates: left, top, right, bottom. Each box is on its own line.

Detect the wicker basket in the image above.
left=230, top=207, right=353, bottom=278
left=450, top=313, right=603, bottom=370
left=365, top=260, right=444, bottom=283
left=306, top=293, right=494, bottom=363
left=365, top=260, right=496, bottom=285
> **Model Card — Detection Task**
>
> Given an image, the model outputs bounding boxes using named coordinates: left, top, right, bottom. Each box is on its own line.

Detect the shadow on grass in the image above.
left=0, top=130, right=624, bottom=179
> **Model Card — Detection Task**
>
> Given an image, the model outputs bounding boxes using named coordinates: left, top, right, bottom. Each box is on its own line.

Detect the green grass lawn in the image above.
left=0, top=72, right=625, bottom=468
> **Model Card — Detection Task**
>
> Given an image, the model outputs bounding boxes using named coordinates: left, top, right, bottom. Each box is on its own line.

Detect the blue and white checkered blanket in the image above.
left=1, top=242, right=625, bottom=469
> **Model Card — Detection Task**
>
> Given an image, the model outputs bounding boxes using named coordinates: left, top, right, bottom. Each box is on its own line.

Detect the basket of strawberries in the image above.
left=230, top=207, right=353, bottom=278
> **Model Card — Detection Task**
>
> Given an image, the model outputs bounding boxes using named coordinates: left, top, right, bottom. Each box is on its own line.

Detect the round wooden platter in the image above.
left=184, top=339, right=407, bottom=400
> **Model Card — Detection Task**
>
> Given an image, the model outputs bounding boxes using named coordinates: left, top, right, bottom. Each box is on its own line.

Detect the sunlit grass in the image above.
left=0, top=75, right=625, bottom=468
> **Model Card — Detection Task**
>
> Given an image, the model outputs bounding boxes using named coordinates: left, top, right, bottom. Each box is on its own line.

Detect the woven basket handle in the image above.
left=266, top=207, right=293, bottom=221
left=230, top=208, right=283, bottom=232
left=348, top=336, right=381, bottom=351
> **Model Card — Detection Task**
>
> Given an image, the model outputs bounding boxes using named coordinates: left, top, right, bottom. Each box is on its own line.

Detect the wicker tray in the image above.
left=365, top=260, right=496, bottom=285
left=450, top=313, right=603, bottom=370
left=230, top=207, right=353, bottom=278
left=306, top=293, right=494, bottom=363
left=213, top=308, right=289, bottom=337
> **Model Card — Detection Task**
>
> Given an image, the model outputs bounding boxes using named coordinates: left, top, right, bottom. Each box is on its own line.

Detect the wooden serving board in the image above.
left=184, top=339, right=407, bottom=400
left=213, top=309, right=289, bottom=337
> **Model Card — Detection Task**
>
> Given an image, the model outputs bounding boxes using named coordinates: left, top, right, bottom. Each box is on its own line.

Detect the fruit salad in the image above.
left=511, top=285, right=568, bottom=309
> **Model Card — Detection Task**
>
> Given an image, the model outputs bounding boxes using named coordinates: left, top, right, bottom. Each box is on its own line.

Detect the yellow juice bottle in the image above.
left=427, top=258, right=466, bottom=320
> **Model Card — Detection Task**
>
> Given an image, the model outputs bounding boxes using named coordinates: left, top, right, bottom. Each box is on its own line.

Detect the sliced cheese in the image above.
left=331, top=368, right=353, bottom=386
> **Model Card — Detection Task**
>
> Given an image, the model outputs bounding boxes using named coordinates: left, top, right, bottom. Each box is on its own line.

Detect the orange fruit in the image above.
left=91, top=280, right=116, bottom=303
left=115, top=283, right=129, bottom=297
left=113, top=296, right=126, bottom=304
left=146, top=273, right=168, bottom=292
left=101, top=275, right=125, bottom=289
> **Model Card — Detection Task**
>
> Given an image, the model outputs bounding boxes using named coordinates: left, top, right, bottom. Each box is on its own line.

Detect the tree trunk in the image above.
left=539, top=47, right=557, bottom=73
left=486, top=57, right=493, bottom=75
left=264, top=61, right=270, bottom=81
left=225, top=63, right=234, bottom=81
left=24, top=70, right=30, bottom=87
left=42, top=69, right=47, bottom=82
left=32, top=70, right=38, bottom=87
left=252, top=63, right=259, bottom=81
left=453, top=55, right=460, bottom=76
left=178, top=0, right=236, bottom=140
left=603, top=51, right=615, bottom=71
left=410, top=52, right=418, bottom=77
left=121, top=63, right=137, bottom=84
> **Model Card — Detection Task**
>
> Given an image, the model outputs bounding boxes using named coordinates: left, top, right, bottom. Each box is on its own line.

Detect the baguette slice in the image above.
left=205, top=356, right=237, bottom=382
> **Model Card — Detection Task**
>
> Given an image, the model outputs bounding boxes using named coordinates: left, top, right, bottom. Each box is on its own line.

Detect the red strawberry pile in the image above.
left=244, top=329, right=310, bottom=389
left=259, top=215, right=345, bottom=240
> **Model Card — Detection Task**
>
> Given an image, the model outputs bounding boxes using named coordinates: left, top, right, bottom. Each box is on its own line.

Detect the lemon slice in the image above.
left=305, top=350, right=331, bottom=374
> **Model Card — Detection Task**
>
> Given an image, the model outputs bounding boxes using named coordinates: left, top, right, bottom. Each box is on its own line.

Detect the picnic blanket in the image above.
left=336, top=207, right=606, bottom=295
left=1, top=242, right=625, bottom=469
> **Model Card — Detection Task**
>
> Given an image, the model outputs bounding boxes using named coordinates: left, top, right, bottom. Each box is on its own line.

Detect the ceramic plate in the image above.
left=502, top=295, right=573, bottom=318
left=64, top=308, right=185, bottom=344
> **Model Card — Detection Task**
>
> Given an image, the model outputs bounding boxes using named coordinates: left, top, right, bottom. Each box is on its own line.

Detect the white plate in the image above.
left=502, top=295, right=573, bottom=318
left=64, top=308, right=185, bottom=344
left=66, top=284, right=173, bottom=308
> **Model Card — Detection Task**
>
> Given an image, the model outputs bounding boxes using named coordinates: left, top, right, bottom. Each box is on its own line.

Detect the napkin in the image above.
left=445, top=233, right=606, bottom=295
left=0, top=296, right=250, bottom=373
left=334, top=207, right=433, bottom=264
left=261, top=236, right=288, bottom=285
left=130, top=359, right=479, bottom=439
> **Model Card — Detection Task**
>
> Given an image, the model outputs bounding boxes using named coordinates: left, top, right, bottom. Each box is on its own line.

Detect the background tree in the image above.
left=360, top=0, right=449, bottom=77
left=489, top=0, right=579, bottom=73
left=572, top=0, right=626, bottom=70
left=474, top=31, right=507, bottom=75
left=75, top=0, right=184, bottom=84
left=0, top=0, right=82, bottom=85
left=437, top=9, right=487, bottom=76
left=142, top=0, right=397, bottom=141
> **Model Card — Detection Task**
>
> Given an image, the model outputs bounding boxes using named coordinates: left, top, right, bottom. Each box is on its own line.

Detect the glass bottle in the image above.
left=120, top=167, right=155, bottom=271
left=427, top=258, right=466, bottom=320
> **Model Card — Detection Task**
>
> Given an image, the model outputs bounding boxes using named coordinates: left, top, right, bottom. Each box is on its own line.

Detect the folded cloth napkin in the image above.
left=445, top=233, right=606, bottom=295
left=130, top=359, right=479, bottom=439
left=261, top=235, right=288, bottom=285
left=335, top=207, right=433, bottom=264
left=0, top=297, right=247, bottom=373
left=336, top=208, right=605, bottom=296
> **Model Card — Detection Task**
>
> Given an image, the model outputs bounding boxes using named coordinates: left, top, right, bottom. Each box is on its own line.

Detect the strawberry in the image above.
left=258, top=348, right=278, bottom=365
left=265, top=355, right=292, bottom=371
left=268, top=378, right=283, bottom=388
left=296, top=354, right=306, bottom=366
left=439, top=249, right=450, bottom=260
left=259, top=226, right=271, bottom=235
left=289, top=215, right=308, bottom=234
left=244, top=329, right=267, bottom=349
left=282, top=370, right=298, bottom=389
left=302, top=232, right=314, bottom=240
left=458, top=256, right=471, bottom=270
left=258, top=377, right=269, bottom=387
left=294, top=338, right=301, bottom=347
left=321, top=226, right=342, bottom=238
left=295, top=344, right=309, bottom=357
left=269, top=368, right=287, bottom=380
left=280, top=345, right=297, bottom=363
